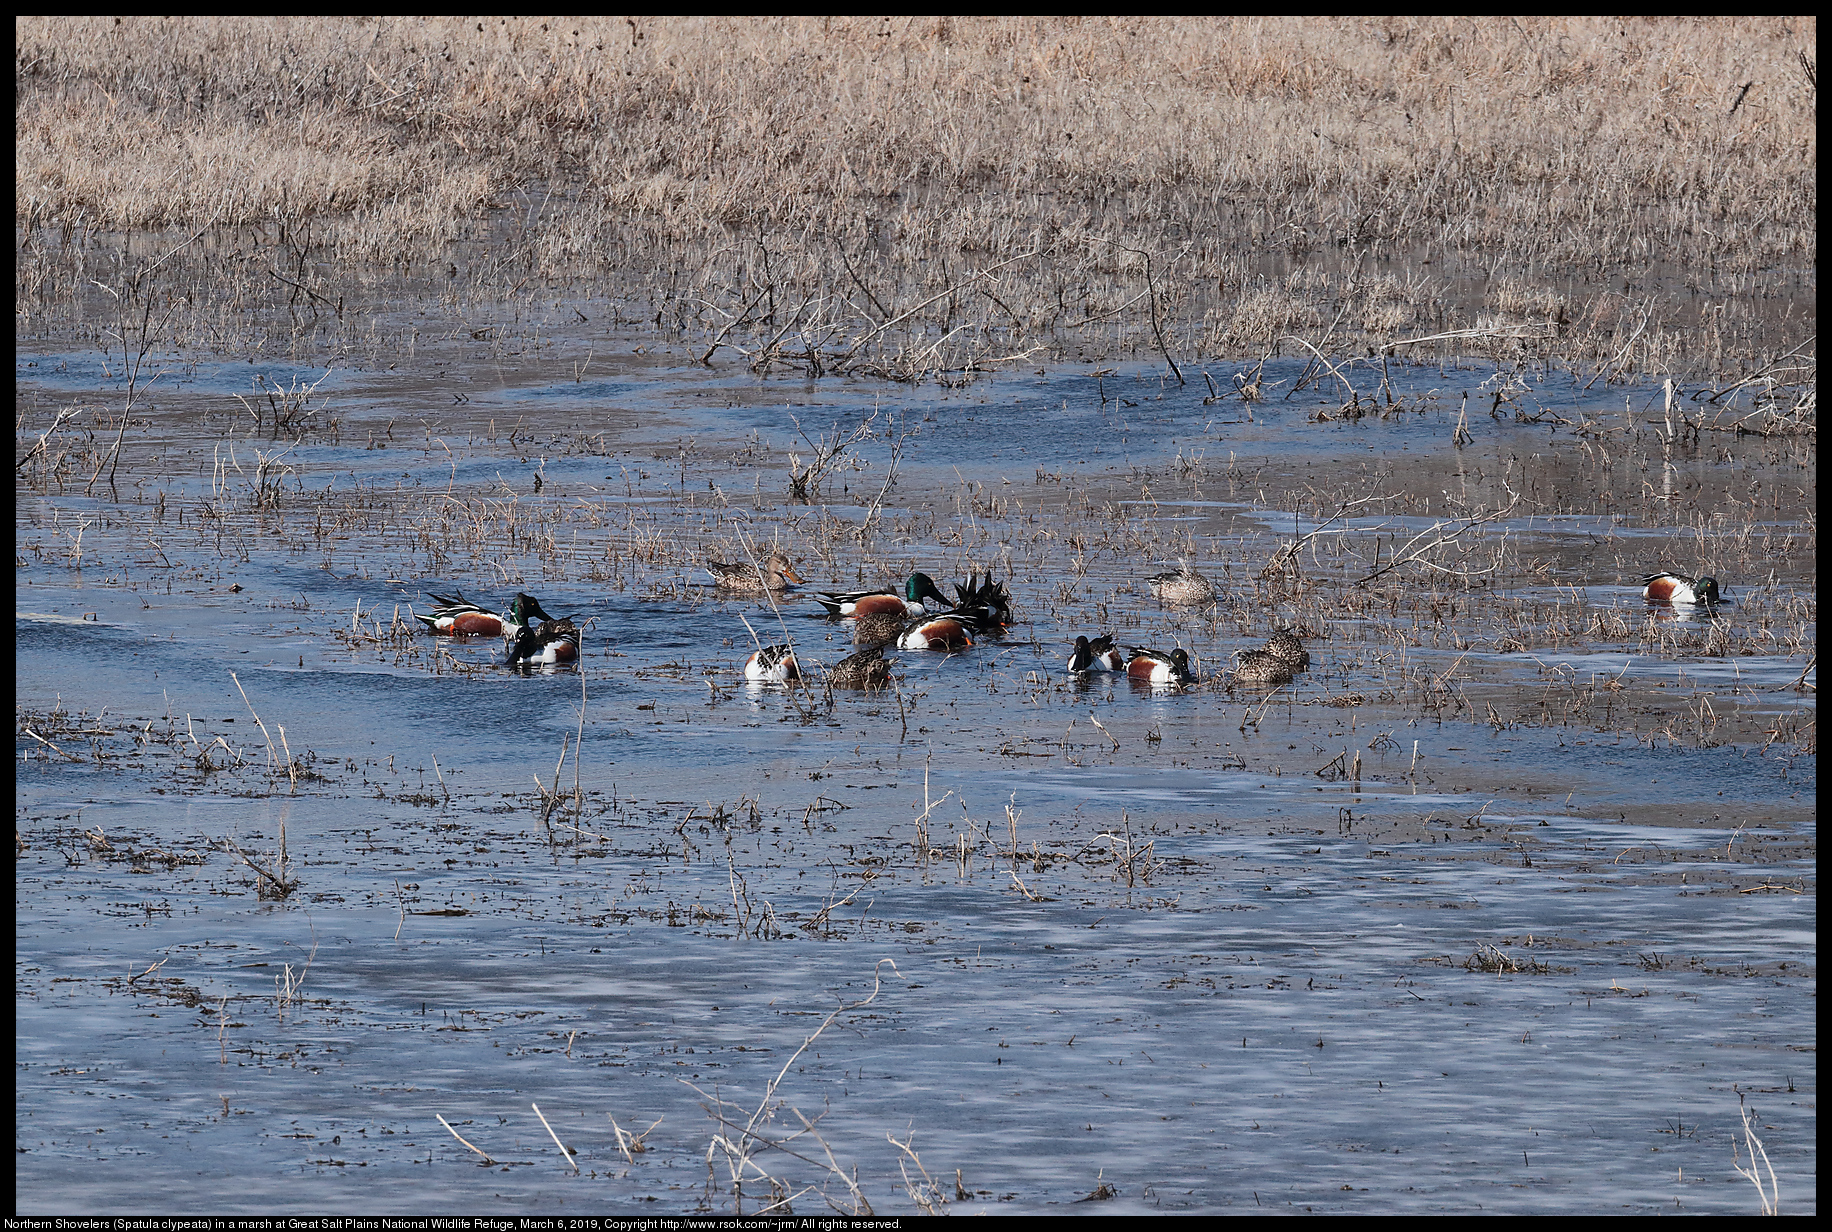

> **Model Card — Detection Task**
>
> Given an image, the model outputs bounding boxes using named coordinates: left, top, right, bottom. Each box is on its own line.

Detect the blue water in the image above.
left=16, top=347, right=1815, bottom=1213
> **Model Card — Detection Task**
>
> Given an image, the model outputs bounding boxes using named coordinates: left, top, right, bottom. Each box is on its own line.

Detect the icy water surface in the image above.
left=16, top=346, right=1815, bottom=1213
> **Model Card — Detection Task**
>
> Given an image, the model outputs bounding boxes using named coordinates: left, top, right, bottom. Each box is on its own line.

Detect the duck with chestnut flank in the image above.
left=416, top=590, right=553, bottom=638
left=899, top=611, right=982, bottom=652
left=1641, top=571, right=1722, bottom=605
left=1124, top=646, right=1194, bottom=685
left=743, top=644, right=802, bottom=682
left=811, top=572, right=949, bottom=619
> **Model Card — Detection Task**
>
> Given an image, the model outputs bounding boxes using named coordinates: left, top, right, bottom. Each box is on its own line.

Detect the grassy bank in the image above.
left=15, top=16, right=1819, bottom=379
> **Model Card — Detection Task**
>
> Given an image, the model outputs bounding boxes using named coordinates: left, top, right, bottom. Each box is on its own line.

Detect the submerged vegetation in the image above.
left=14, top=16, right=1819, bottom=380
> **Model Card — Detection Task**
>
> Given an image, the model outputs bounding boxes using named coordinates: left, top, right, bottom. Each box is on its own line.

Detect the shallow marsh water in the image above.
left=16, top=340, right=1815, bottom=1213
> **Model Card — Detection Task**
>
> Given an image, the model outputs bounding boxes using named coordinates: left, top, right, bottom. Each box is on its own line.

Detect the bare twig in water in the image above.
left=1118, top=243, right=1187, bottom=386
left=1087, top=712, right=1121, bottom=751
left=1380, top=322, right=1559, bottom=355
left=1790, top=653, right=1816, bottom=692
left=1283, top=331, right=1362, bottom=399
left=20, top=727, right=83, bottom=761
left=531, top=1101, right=579, bottom=1173
left=608, top=1114, right=664, bottom=1164
left=831, top=249, right=1039, bottom=370
left=700, top=283, right=772, bottom=365
left=533, top=733, right=572, bottom=828
left=685, top=958, right=905, bottom=1213
left=1731, top=1087, right=1779, bottom=1215
left=220, top=834, right=299, bottom=899
left=572, top=667, right=589, bottom=820
left=1352, top=493, right=1523, bottom=586
left=888, top=1129, right=950, bottom=1215
left=787, top=1105, right=875, bottom=1215
left=16, top=405, right=87, bottom=475
left=273, top=921, right=319, bottom=1019
left=1260, top=492, right=1392, bottom=580
left=912, top=762, right=956, bottom=855
left=126, top=955, right=170, bottom=985
left=437, top=1114, right=498, bottom=1166
left=786, top=411, right=874, bottom=501
left=856, top=407, right=914, bottom=542
left=85, top=225, right=206, bottom=494
left=230, top=671, right=295, bottom=783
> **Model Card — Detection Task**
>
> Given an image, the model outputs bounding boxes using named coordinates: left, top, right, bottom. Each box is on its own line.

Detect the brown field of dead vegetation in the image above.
left=14, top=16, right=1819, bottom=379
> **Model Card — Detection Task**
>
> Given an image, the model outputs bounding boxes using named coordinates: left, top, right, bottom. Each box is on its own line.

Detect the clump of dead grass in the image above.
left=15, top=17, right=1817, bottom=379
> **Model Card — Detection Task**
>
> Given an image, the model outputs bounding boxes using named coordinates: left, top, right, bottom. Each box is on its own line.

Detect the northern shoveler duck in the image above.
left=951, top=573, right=1013, bottom=627
left=505, top=616, right=580, bottom=666
left=1229, top=647, right=1295, bottom=688
left=1265, top=628, right=1311, bottom=671
left=827, top=645, right=893, bottom=689
left=1147, top=562, right=1218, bottom=607
left=743, top=644, right=802, bottom=682
left=899, top=611, right=980, bottom=652
left=416, top=590, right=553, bottom=638
left=852, top=611, right=908, bottom=648
left=1068, top=634, right=1125, bottom=673
left=707, top=552, right=805, bottom=593
left=496, top=593, right=559, bottom=642
left=812, top=572, right=949, bottom=619
left=1641, top=572, right=1722, bottom=605
left=1124, top=646, right=1194, bottom=685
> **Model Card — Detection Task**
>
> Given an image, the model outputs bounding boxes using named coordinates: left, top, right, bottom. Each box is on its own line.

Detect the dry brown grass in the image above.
left=15, top=16, right=1818, bottom=378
